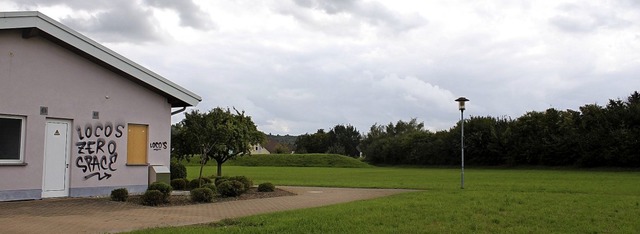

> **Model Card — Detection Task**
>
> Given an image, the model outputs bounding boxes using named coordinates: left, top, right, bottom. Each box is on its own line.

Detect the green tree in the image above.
left=273, top=143, right=291, bottom=154
left=360, top=119, right=428, bottom=164
left=295, top=129, right=330, bottom=154
left=180, top=110, right=212, bottom=184
left=461, top=116, right=510, bottom=166
left=170, top=122, right=195, bottom=163
left=328, top=124, right=362, bottom=157
left=181, top=108, right=265, bottom=182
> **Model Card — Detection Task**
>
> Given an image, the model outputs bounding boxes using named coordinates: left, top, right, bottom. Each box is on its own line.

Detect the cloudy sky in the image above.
left=3, top=0, right=640, bottom=135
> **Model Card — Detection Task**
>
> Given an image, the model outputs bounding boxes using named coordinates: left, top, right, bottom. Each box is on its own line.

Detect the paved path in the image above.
left=0, top=186, right=416, bottom=233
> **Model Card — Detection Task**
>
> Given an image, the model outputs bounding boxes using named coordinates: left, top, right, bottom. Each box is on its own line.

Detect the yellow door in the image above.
left=127, top=124, right=148, bottom=165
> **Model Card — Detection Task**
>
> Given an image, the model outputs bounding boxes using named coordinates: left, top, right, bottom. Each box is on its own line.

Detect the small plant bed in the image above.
left=119, top=187, right=295, bottom=207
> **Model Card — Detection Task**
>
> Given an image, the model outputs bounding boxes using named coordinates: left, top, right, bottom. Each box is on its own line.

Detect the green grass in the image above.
left=177, top=154, right=371, bottom=168
left=135, top=167, right=640, bottom=233
left=226, top=154, right=372, bottom=168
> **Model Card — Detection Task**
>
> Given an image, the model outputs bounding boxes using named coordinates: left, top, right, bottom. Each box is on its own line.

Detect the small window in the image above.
left=0, top=115, right=26, bottom=163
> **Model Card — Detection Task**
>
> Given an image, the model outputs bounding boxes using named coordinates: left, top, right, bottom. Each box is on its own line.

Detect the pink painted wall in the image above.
left=0, top=29, right=172, bottom=198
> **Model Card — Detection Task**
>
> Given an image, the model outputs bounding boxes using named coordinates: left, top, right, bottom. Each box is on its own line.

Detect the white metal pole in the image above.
left=461, top=109, right=464, bottom=189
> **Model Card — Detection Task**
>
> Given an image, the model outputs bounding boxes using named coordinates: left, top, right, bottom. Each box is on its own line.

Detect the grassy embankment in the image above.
left=178, top=153, right=371, bottom=168
left=136, top=155, right=640, bottom=233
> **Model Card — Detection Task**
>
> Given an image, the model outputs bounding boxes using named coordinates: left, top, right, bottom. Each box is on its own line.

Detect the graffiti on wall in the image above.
left=75, top=123, right=124, bottom=180
left=150, top=141, right=167, bottom=151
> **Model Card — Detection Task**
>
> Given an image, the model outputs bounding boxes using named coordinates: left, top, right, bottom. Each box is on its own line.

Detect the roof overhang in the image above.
left=0, top=11, right=202, bottom=107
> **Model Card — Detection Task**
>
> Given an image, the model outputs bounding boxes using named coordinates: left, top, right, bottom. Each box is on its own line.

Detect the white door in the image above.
left=42, top=119, right=71, bottom=198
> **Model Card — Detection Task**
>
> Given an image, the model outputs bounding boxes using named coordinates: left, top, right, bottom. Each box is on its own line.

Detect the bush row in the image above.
left=143, top=182, right=173, bottom=205
left=110, top=176, right=274, bottom=205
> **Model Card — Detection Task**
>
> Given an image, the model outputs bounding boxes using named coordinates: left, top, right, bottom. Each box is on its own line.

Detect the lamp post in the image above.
left=455, top=97, right=469, bottom=189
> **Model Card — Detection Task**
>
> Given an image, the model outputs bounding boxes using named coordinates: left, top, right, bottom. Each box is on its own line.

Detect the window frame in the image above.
left=0, top=114, right=26, bottom=164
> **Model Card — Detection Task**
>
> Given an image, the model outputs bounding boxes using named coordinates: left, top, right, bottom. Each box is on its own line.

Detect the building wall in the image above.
left=0, top=29, right=172, bottom=201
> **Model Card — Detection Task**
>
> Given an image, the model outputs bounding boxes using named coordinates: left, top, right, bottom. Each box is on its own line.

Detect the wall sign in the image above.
left=150, top=141, right=168, bottom=151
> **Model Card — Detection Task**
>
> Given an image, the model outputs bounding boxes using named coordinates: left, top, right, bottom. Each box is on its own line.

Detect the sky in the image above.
left=3, top=0, right=640, bottom=135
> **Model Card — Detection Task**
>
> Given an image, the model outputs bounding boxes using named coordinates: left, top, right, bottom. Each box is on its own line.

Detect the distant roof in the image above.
left=263, top=138, right=281, bottom=153
left=0, top=11, right=201, bottom=107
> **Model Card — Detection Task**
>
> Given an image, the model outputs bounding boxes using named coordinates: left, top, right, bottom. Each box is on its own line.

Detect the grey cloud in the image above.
left=550, top=17, right=594, bottom=33
left=283, top=0, right=426, bottom=35
left=59, top=1, right=161, bottom=43
left=15, top=0, right=113, bottom=9
left=550, top=3, right=631, bottom=33
left=619, top=0, right=640, bottom=9
left=293, top=0, right=357, bottom=14
left=237, top=54, right=456, bottom=134
left=350, top=1, right=425, bottom=31
left=145, top=0, right=215, bottom=30
left=14, top=0, right=163, bottom=43
left=14, top=0, right=635, bottom=135
left=164, top=40, right=449, bottom=134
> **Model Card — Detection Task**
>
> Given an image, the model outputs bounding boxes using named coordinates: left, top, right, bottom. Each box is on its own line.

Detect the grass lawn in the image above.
left=177, top=154, right=372, bottom=168
left=135, top=166, right=640, bottom=233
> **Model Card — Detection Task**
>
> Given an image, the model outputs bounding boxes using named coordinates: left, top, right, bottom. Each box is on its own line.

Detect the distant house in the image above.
left=250, top=138, right=286, bottom=155
left=250, top=144, right=271, bottom=155
left=0, top=12, right=201, bottom=201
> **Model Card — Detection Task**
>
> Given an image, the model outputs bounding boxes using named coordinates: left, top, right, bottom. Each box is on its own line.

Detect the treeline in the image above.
left=360, top=91, right=640, bottom=167
left=294, top=125, right=362, bottom=157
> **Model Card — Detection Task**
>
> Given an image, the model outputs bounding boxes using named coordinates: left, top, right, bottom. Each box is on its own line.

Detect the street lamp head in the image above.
left=455, top=97, right=469, bottom=111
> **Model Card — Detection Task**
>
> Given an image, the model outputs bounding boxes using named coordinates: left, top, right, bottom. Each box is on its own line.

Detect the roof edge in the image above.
left=0, top=11, right=202, bottom=107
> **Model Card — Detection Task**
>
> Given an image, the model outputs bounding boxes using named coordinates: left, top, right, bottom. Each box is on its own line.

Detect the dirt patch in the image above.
left=124, top=187, right=296, bottom=207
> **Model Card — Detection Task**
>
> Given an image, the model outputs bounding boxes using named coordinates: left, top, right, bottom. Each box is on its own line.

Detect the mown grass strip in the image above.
left=177, top=154, right=371, bottom=168
left=226, top=154, right=372, bottom=168
left=134, top=191, right=640, bottom=233
left=135, top=167, right=640, bottom=233
left=189, top=166, right=640, bottom=195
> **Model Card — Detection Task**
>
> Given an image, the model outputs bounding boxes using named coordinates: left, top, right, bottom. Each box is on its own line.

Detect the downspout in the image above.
left=171, top=107, right=187, bottom=115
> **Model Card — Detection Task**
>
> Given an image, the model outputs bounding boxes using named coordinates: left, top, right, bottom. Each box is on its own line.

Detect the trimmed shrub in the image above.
left=171, top=178, right=188, bottom=190
left=215, top=176, right=230, bottom=185
left=110, top=188, right=129, bottom=202
left=190, top=188, right=214, bottom=203
left=170, top=161, right=187, bottom=179
left=215, top=178, right=229, bottom=187
left=229, top=176, right=253, bottom=192
left=142, top=190, right=164, bottom=206
left=189, top=177, right=213, bottom=190
left=148, top=182, right=173, bottom=202
left=202, top=183, right=218, bottom=194
left=218, top=180, right=245, bottom=197
left=257, top=183, right=275, bottom=192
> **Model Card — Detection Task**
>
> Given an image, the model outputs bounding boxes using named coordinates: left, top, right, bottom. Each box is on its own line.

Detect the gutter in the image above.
left=171, top=107, right=187, bottom=116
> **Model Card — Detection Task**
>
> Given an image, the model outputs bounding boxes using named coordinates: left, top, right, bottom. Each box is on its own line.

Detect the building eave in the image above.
left=0, top=11, right=202, bottom=107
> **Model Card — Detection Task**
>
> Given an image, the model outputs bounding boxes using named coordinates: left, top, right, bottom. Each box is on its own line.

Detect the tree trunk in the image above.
left=198, top=149, right=206, bottom=188
left=216, top=161, right=222, bottom=177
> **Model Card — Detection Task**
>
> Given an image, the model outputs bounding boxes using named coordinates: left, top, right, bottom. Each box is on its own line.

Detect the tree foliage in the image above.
left=174, top=92, right=640, bottom=168
left=295, top=129, right=329, bottom=154
left=172, top=107, right=265, bottom=180
left=360, top=118, right=438, bottom=165
left=328, top=125, right=362, bottom=157
left=170, top=122, right=195, bottom=163
left=294, top=125, right=362, bottom=157
left=273, top=143, right=291, bottom=154
left=360, top=91, right=640, bottom=168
